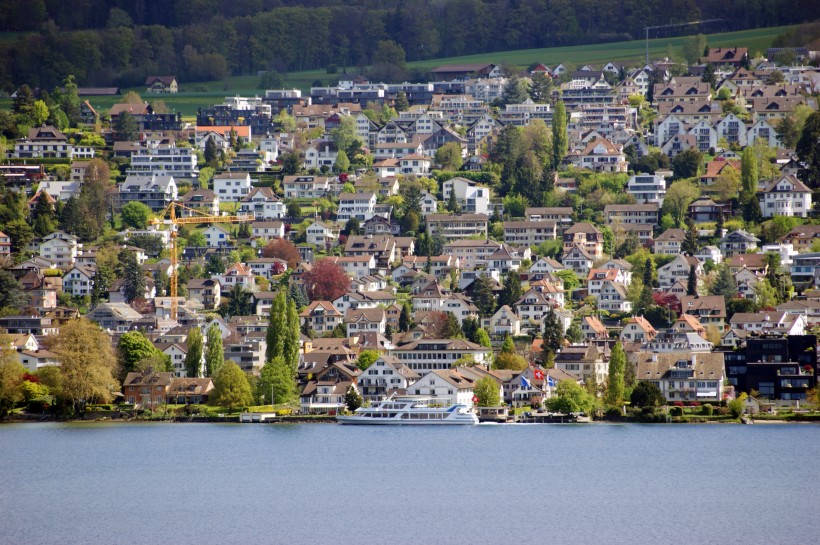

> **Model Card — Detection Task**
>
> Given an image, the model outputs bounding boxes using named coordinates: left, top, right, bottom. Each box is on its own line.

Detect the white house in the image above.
left=239, top=187, right=285, bottom=220
left=212, top=172, right=252, bottom=202
left=337, top=192, right=378, bottom=222
left=62, top=265, right=95, bottom=297
left=406, top=369, right=476, bottom=408
left=389, top=339, right=491, bottom=374
left=626, top=173, right=667, bottom=205
left=203, top=225, right=232, bottom=247
left=306, top=221, right=338, bottom=247
left=442, top=177, right=491, bottom=215
left=759, top=175, right=812, bottom=218
left=357, top=356, right=419, bottom=401
left=39, top=231, right=81, bottom=269
left=657, top=255, right=702, bottom=290
left=597, top=281, right=631, bottom=312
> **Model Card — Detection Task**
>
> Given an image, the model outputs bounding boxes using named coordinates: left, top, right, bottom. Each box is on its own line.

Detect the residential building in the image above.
left=337, top=192, right=378, bottom=222
left=563, top=223, right=604, bottom=258
left=604, top=203, right=660, bottom=227
left=725, top=335, right=817, bottom=400
left=634, top=352, right=726, bottom=403
left=654, top=228, right=686, bottom=255
left=442, top=177, right=491, bottom=215
left=759, top=175, right=812, bottom=218
left=680, top=295, right=727, bottom=329
left=720, top=230, right=760, bottom=258
left=118, top=175, right=178, bottom=212
left=626, top=173, right=667, bottom=205
left=569, top=138, right=628, bottom=173
left=390, top=339, right=491, bottom=374
left=503, top=221, right=557, bottom=246
left=239, top=187, right=285, bottom=220
left=128, top=141, right=198, bottom=179
left=212, top=172, right=252, bottom=202
left=425, top=214, right=489, bottom=241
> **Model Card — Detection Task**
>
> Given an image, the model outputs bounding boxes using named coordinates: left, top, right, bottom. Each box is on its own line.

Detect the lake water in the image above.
left=0, top=422, right=817, bottom=545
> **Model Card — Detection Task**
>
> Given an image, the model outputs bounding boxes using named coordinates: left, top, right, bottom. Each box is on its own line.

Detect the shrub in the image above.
left=673, top=401, right=685, bottom=407
left=669, top=406, right=684, bottom=417
left=184, top=404, right=207, bottom=415
left=701, top=404, right=714, bottom=416
left=605, top=407, right=623, bottom=419
left=728, top=398, right=745, bottom=418
left=27, top=399, right=51, bottom=412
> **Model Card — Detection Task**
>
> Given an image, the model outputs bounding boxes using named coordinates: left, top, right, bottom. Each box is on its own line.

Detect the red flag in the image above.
left=534, top=369, right=544, bottom=380
left=472, top=395, right=479, bottom=404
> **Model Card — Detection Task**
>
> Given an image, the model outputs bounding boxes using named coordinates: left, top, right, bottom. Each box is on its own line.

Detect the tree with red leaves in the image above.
left=302, top=258, right=350, bottom=301
left=261, top=238, right=301, bottom=269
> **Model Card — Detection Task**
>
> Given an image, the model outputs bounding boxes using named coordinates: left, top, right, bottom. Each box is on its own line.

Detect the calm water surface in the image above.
left=0, top=422, right=817, bottom=545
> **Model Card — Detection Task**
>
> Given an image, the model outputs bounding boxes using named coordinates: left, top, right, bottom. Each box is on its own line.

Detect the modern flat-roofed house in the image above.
left=212, top=172, right=252, bottom=202
left=425, top=214, right=488, bottom=241
left=119, top=175, right=178, bottom=212
left=604, top=203, right=659, bottom=227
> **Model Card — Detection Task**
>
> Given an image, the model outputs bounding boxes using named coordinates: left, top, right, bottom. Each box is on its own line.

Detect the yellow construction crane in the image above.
left=149, top=201, right=253, bottom=320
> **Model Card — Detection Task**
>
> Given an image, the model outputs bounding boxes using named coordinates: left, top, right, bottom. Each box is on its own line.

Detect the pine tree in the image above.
left=605, top=342, right=626, bottom=406
left=498, top=269, right=523, bottom=309
left=471, top=274, right=496, bottom=316
left=552, top=101, right=568, bottom=168
left=395, top=91, right=409, bottom=112
left=265, top=291, right=287, bottom=362
left=30, top=192, right=56, bottom=237
left=283, top=299, right=300, bottom=375
left=119, top=248, right=145, bottom=304
left=740, top=146, right=758, bottom=203
left=715, top=210, right=724, bottom=238
left=742, top=198, right=762, bottom=223
left=687, top=264, right=698, bottom=296
left=642, top=258, right=655, bottom=288
left=441, top=312, right=463, bottom=339
left=204, top=323, right=225, bottom=377
left=683, top=219, right=698, bottom=256
left=541, top=307, right=563, bottom=360
left=446, top=188, right=460, bottom=213
left=710, top=264, right=737, bottom=297
left=461, top=316, right=479, bottom=343
left=205, top=135, right=218, bottom=164
left=399, top=303, right=413, bottom=332
left=184, top=327, right=203, bottom=378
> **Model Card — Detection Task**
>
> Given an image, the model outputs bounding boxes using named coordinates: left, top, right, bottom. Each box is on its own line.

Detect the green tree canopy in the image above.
left=121, top=201, right=152, bottom=230
left=630, top=381, right=665, bottom=408
left=204, top=323, right=225, bottom=378
left=547, top=379, right=595, bottom=414
left=473, top=376, right=501, bottom=407
left=210, top=361, right=253, bottom=411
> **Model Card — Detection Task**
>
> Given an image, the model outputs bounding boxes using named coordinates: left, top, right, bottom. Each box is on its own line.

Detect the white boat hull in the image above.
left=337, top=415, right=478, bottom=425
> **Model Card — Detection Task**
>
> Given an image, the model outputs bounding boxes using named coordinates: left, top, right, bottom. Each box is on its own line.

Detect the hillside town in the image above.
left=2, top=40, right=820, bottom=421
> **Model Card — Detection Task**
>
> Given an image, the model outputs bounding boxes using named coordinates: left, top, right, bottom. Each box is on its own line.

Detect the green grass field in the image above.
left=0, top=24, right=798, bottom=118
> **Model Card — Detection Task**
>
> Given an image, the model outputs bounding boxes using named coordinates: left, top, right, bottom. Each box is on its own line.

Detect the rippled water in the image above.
left=0, top=422, right=817, bottom=545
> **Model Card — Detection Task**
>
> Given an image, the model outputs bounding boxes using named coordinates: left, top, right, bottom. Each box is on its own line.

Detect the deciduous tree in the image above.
left=552, top=100, right=568, bottom=168
left=120, top=201, right=152, bottom=230
left=184, top=327, right=203, bottom=378
left=0, top=346, right=26, bottom=419
left=302, top=258, right=350, bottom=301
left=209, top=361, right=253, bottom=412
left=547, top=379, right=594, bottom=414
left=52, top=319, right=118, bottom=412
left=605, top=342, right=625, bottom=406
left=473, top=376, right=501, bottom=406
left=204, top=323, right=225, bottom=378
left=630, top=381, right=665, bottom=407
left=261, top=238, right=301, bottom=269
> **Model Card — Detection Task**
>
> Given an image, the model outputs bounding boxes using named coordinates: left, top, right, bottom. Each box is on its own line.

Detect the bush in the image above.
left=701, top=404, right=714, bottom=416
left=669, top=406, right=684, bottom=417
left=184, top=404, right=207, bottom=415
left=27, top=399, right=51, bottom=412
left=605, top=407, right=623, bottom=419
left=727, top=398, right=744, bottom=418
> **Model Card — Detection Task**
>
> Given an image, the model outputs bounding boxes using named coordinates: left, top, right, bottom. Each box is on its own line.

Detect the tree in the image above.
left=117, top=331, right=160, bottom=378
left=498, top=269, right=523, bottom=309
left=566, top=322, right=583, bottom=343
left=221, top=284, right=252, bottom=318
left=343, top=217, right=360, bottom=236
left=541, top=308, right=563, bottom=360
left=796, top=112, right=820, bottom=188
left=740, top=146, right=758, bottom=202
left=502, top=75, right=528, bottom=104
left=630, top=381, right=665, bottom=408
left=475, top=328, right=492, bottom=348
left=461, top=316, right=479, bottom=342
left=344, top=384, right=363, bottom=412
left=113, top=111, right=138, bottom=141
left=258, top=70, right=284, bottom=89
left=742, top=198, right=762, bottom=223
left=471, top=275, right=496, bottom=316
left=119, top=248, right=145, bottom=304
left=281, top=151, right=301, bottom=175
left=399, top=303, right=413, bottom=332
left=258, top=356, right=295, bottom=406
left=605, top=342, right=625, bottom=406
left=663, top=180, right=700, bottom=226
left=265, top=291, right=287, bottom=363
left=435, top=142, right=463, bottom=171
left=356, top=349, right=380, bottom=371
left=52, top=319, right=118, bottom=412
left=473, top=376, right=501, bottom=406
left=4, top=218, right=33, bottom=254
left=0, top=347, right=26, bottom=419
left=120, top=201, right=152, bottom=230
left=552, top=100, right=567, bottom=168
left=283, top=299, right=301, bottom=375
left=671, top=149, right=703, bottom=180
left=209, top=361, right=253, bottom=411
left=204, top=323, right=225, bottom=378
left=547, top=379, right=595, bottom=414
left=370, top=39, right=407, bottom=82
left=335, top=149, right=350, bottom=172
left=710, top=264, right=737, bottom=297
left=683, top=219, right=699, bottom=256
left=528, top=72, right=553, bottom=103
left=687, top=265, right=698, bottom=296
left=330, top=114, right=358, bottom=153
left=30, top=191, right=56, bottom=238
left=260, top=238, right=301, bottom=269
left=395, top=92, right=410, bottom=112
left=302, top=258, right=349, bottom=301
left=495, top=350, right=528, bottom=371
left=776, top=116, right=800, bottom=149
left=682, top=34, right=707, bottom=65
left=0, top=270, right=25, bottom=312
left=184, top=327, right=203, bottom=378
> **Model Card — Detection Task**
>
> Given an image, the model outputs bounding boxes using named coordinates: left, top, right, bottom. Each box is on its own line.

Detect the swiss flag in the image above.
left=472, top=395, right=479, bottom=404
left=534, top=369, right=544, bottom=380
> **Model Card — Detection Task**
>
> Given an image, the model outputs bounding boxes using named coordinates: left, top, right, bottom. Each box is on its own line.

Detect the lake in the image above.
left=0, top=422, right=817, bottom=545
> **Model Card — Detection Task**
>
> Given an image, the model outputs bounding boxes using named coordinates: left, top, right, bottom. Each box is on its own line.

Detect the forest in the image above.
left=0, top=0, right=819, bottom=90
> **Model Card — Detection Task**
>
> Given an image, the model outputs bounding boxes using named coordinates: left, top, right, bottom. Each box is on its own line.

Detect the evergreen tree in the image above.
left=30, top=192, right=56, bottom=237
left=288, top=283, right=309, bottom=309
left=113, top=111, right=138, bottom=141
left=566, top=322, right=583, bottom=343
left=501, top=335, right=515, bottom=354
left=395, top=92, right=410, bottom=112
left=441, top=312, right=463, bottom=339
left=204, top=323, right=225, bottom=378
left=399, top=302, right=413, bottom=332
left=119, top=248, right=145, bottom=303
left=184, top=327, right=203, bottom=378
left=796, top=112, right=820, bottom=188
left=742, top=198, right=762, bottom=223
left=498, top=269, right=523, bottom=309
left=683, top=219, right=698, bottom=256
left=345, top=384, right=363, bottom=412
left=715, top=210, right=724, bottom=238
left=283, top=299, right=301, bottom=375
left=461, top=316, right=479, bottom=343
left=642, top=257, right=655, bottom=288
left=471, top=275, right=496, bottom=316
left=552, top=101, right=568, bottom=168
left=541, top=307, right=564, bottom=360
left=265, top=291, right=287, bottom=363
left=710, top=264, right=737, bottom=297
left=687, top=265, right=698, bottom=296
left=502, top=75, right=528, bottom=104
left=204, top=135, right=218, bottom=165
left=446, top=188, right=460, bottom=213
left=605, top=342, right=625, bottom=406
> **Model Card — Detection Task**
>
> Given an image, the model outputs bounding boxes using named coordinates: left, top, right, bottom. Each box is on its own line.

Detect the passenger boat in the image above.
left=336, top=396, right=478, bottom=425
